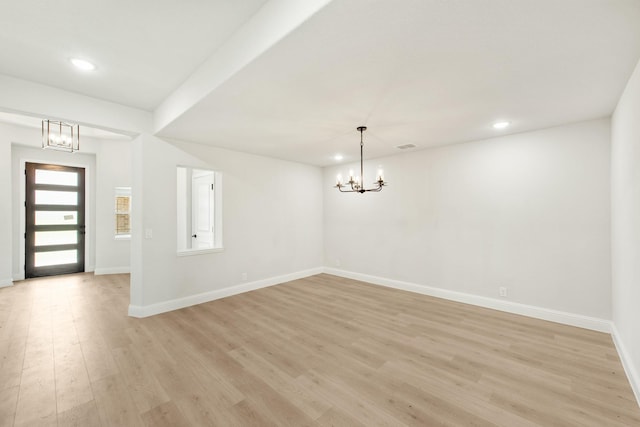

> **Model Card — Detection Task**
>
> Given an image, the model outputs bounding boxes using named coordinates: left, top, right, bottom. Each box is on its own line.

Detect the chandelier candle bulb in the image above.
left=336, top=174, right=342, bottom=185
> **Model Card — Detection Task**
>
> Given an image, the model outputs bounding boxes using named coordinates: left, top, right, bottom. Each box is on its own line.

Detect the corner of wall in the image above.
left=129, top=134, right=145, bottom=309
left=612, top=324, right=640, bottom=407
left=127, top=304, right=145, bottom=318
left=323, top=267, right=612, bottom=333
left=127, top=267, right=323, bottom=318
left=610, top=54, right=640, bottom=410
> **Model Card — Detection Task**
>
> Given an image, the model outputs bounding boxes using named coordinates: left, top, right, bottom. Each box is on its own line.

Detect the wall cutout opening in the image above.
left=177, top=166, right=223, bottom=255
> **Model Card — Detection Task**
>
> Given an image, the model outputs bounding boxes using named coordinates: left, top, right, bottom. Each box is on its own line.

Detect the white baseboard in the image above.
left=13, top=273, right=24, bottom=282
left=128, top=267, right=323, bottom=318
left=94, top=266, right=131, bottom=276
left=323, top=268, right=612, bottom=333
left=611, top=324, right=640, bottom=407
left=0, top=278, right=13, bottom=288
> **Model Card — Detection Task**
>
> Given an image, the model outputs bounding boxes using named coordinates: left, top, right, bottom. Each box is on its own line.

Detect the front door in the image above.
left=25, top=162, right=86, bottom=278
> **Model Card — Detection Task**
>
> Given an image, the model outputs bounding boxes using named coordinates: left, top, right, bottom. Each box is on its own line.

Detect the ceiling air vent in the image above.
left=396, top=143, right=416, bottom=150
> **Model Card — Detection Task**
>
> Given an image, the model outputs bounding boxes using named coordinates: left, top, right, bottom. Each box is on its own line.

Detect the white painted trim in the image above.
left=12, top=273, right=24, bottom=282
left=0, top=278, right=13, bottom=288
left=323, top=268, right=612, bottom=333
left=177, top=247, right=224, bottom=257
left=128, top=267, right=323, bottom=318
left=94, top=266, right=130, bottom=275
left=127, top=304, right=146, bottom=318
left=611, top=324, right=640, bottom=407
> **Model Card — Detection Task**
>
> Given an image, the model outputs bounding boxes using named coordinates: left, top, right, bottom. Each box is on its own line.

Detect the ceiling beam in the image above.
left=0, top=74, right=152, bottom=136
left=153, top=0, right=333, bottom=135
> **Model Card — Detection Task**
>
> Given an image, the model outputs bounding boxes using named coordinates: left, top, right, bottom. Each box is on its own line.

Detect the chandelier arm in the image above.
left=334, top=183, right=360, bottom=193
left=337, top=186, right=358, bottom=193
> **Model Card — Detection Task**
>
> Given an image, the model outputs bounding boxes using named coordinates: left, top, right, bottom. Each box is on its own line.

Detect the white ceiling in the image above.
left=1, top=0, right=640, bottom=166
left=0, top=0, right=268, bottom=110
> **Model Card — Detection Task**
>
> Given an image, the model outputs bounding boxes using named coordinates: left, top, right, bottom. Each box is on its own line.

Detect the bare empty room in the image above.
left=1, top=1, right=640, bottom=426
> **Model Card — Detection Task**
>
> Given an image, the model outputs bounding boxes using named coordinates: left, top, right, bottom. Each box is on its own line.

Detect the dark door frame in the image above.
left=25, top=162, right=86, bottom=278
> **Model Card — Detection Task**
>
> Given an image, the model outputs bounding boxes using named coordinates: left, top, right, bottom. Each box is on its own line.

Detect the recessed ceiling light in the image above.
left=493, top=121, right=510, bottom=129
left=334, top=154, right=343, bottom=161
left=70, top=58, right=96, bottom=71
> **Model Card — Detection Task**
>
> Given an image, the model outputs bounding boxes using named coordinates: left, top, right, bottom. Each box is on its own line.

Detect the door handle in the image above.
left=192, top=234, right=197, bottom=238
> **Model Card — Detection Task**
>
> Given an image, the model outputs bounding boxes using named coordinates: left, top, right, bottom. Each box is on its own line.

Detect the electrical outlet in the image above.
left=241, top=272, right=247, bottom=282
left=499, top=287, right=508, bottom=298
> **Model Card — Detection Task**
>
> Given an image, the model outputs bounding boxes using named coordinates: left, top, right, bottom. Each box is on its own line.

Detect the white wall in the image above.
left=130, top=135, right=323, bottom=314
left=95, top=139, right=132, bottom=274
left=0, top=122, right=131, bottom=281
left=324, top=119, right=611, bottom=320
left=176, top=166, right=188, bottom=251
left=612, top=58, right=640, bottom=401
left=0, top=130, right=11, bottom=287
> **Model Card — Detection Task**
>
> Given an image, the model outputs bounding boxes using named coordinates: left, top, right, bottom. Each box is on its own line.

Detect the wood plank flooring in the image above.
left=1, top=272, right=638, bottom=426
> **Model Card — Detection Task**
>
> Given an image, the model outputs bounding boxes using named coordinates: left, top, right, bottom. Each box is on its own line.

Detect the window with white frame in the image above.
left=115, top=187, right=131, bottom=238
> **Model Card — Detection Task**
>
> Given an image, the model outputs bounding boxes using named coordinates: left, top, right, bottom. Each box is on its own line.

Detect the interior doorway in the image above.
left=25, top=162, right=86, bottom=278
left=191, top=169, right=214, bottom=249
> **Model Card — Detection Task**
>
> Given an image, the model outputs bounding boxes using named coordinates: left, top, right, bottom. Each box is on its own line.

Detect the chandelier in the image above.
left=42, top=120, right=80, bottom=152
left=334, top=126, right=387, bottom=193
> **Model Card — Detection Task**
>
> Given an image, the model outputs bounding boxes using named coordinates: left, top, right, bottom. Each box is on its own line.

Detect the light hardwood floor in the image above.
left=0, top=273, right=638, bottom=426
